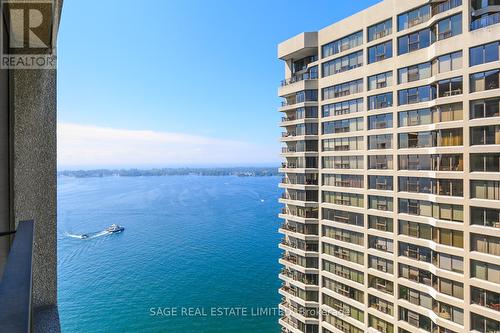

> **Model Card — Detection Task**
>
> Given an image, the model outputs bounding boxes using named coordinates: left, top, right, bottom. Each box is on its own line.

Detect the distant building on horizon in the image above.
left=277, top=0, right=500, bottom=332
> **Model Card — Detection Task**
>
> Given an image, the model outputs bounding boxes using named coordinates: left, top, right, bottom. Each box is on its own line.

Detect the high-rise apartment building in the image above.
left=277, top=1, right=500, bottom=333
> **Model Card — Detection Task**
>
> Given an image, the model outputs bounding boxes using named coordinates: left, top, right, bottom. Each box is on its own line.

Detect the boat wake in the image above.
left=64, top=230, right=111, bottom=240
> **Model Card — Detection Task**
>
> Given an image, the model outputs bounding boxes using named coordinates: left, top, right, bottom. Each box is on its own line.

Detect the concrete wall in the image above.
left=0, top=27, right=9, bottom=278
left=2, top=2, right=63, bottom=331
left=11, top=68, right=57, bottom=308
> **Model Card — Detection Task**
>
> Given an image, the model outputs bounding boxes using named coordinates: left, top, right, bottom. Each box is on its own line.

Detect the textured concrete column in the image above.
left=11, top=68, right=57, bottom=308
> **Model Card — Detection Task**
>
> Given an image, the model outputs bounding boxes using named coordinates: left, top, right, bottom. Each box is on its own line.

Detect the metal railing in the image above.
left=0, top=220, right=34, bottom=333
left=471, top=12, right=500, bottom=30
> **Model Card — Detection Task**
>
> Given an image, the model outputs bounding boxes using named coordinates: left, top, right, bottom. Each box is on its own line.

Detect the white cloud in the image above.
left=57, top=123, right=279, bottom=169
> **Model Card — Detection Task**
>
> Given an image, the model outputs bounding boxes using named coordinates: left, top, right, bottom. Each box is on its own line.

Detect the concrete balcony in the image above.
left=279, top=79, right=318, bottom=98
left=278, top=32, right=318, bottom=61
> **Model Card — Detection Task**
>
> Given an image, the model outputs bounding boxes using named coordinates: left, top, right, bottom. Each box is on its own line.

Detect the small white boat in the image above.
left=106, top=224, right=125, bottom=233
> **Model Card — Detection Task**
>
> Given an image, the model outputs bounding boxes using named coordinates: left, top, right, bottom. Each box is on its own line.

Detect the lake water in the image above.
left=57, top=175, right=282, bottom=333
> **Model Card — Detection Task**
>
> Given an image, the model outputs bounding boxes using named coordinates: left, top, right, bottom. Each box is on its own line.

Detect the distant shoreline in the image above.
left=58, top=167, right=280, bottom=178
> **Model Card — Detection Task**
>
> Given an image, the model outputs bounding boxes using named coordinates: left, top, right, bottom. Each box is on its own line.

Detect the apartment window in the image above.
left=292, top=56, right=318, bottom=73
left=322, top=208, right=364, bottom=227
left=399, top=108, right=431, bottom=126
left=322, top=31, right=363, bottom=58
left=471, top=314, right=500, bottom=333
left=470, top=41, right=500, bottom=67
left=437, top=303, right=464, bottom=324
left=368, top=113, right=393, bottom=130
left=398, top=29, right=431, bottom=55
left=368, top=92, right=393, bottom=110
left=441, top=128, right=463, bottom=146
left=432, top=102, right=463, bottom=122
left=368, top=295, right=394, bottom=316
left=471, top=207, right=500, bottom=228
left=471, top=153, right=500, bottom=172
left=398, top=62, right=431, bottom=84
left=398, top=5, right=431, bottom=31
left=471, top=180, right=500, bottom=200
left=323, top=174, right=363, bottom=188
left=471, top=234, right=500, bottom=255
left=322, top=79, right=363, bottom=100
left=324, top=314, right=363, bottom=333
left=399, top=129, right=463, bottom=148
left=438, top=277, right=464, bottom=299
left=398, top=177, right=463, bottom=196
left=368, top=134, right=393, bottom=150
left=369, top=255, right=394, bottom=273
left=322, top=98, right=363, bottom=117
left=368, top=40, right=393, bottom=64
left=369, top=195, right=393, bottom=211
left=432, top=0, right=462, bottom=15
left=323, top=191, right=364, bottom=208
left=399, top=264, right=431, bottom=285
left=284, top=90, right=318, bottom=106
left=399, top=131, right=433, bottom=148
left=323, top=243, right=364, bottom=265
left=399, top=104, right=461, bottom=127
left=369, top=315, right=394, bottom=333
left=399, top=220, right=432, bottom=240
left=368, top=18, right=392, bottom=42
left=471, top=125, right=500, bottom=145
left=368, top=215, right=393, bottom=232
left=323, top=226, right=364, bottom=246
left=323, top=156, right=363, bottom=170
left=472, top=260, right=500, bottom=283
left=399, top=154, right=430, bottom=170
left=399, top=199, right=463, bottom=222
left=322, top=50, right=363, bottom=77
left=399, top=242, right=432, bottom=263
left=437, top=227, right=458, bottom=247
left=368, top=155, right=393, bottom=170
left=471, top=287, right=500, bottom=312
left=398, top=85, right=436, bottom=105
left=322, top=294, right=364, bottom=322
left=368, top=176, right=393, bottom=191
left=298, top=90, right=318, bottom=103
left=437, top=76, right=463, bottom=97
left=399, top=286, right=433, bottom=309
left=322, top=136, right=363, bottom=152
left=294, top=107, right=318, bottom=120
left=368, top=71, right=393, bottom=90
left=369, top=235, right=394, bottom=253
left=435, top=14, right=462, bottom=40
left=369, top=275, right=394, bottom=295
left=470, top=98, right=500, bottom=119
left=323, top=260, right=364, bottom=284
left=295, top=123, right=318, bottom=136
left=470, top=69, right=500, bottom=92
left=323, top=277, right=364, bottom=302
left=322, top=117, right=363, bottom=134
left=433, top=51, right=463, bottom=73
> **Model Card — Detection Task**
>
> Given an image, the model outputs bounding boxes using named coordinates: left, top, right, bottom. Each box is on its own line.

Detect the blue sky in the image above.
left=57, top=0, right=381, bottom=168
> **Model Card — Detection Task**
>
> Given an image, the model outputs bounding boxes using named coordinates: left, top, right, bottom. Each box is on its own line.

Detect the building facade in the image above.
left=277, top=1, right=500, bottom=333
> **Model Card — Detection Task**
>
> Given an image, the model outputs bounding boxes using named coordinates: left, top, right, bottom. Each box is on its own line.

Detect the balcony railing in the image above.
left=471, top=12, right=500, bottom=30
left=281, top=71, right=318, bottom=86
left=0, top=220, right=34, bottom=333
left=281, top=208, right=318, bottom=219
left=432, top=0, right=462, bottom=16
left=281, top=116, right=296, bottom=123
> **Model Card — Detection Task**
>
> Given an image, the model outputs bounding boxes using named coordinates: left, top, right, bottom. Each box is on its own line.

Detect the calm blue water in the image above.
left=57, top=175, right=282, bottom=333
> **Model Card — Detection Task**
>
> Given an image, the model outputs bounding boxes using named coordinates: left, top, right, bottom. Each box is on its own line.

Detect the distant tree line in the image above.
left=58, top=167, right=279, bottom=178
